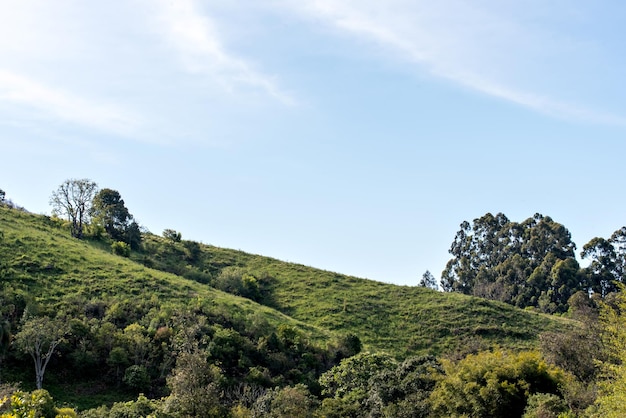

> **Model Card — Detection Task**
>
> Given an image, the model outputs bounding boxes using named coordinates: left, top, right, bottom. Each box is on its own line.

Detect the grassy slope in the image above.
left=0, top=206, right=574, bottom=363
left=138, top=236, right=574, bottom=359
left=240, top=256, right=572, bottom=357
left=0, top=207, right=330, bottom=342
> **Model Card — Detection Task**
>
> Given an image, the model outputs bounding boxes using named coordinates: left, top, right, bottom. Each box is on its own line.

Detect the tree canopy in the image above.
left=441, top=213, right=582, bottom=312
left=581, top=227, right=626, bottom=297
left=91, top=188, right=141, bottom=249
left=50, top=179, right=98, bottom=239
left=91, top=188, right=131, bottom=241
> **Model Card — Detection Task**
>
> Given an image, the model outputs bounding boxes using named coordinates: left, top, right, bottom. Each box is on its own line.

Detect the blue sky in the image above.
left=2, top=0, right=626, bottom=286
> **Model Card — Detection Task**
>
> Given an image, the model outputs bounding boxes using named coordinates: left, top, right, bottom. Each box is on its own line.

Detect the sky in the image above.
left=1, top=0, right=626, bottom=286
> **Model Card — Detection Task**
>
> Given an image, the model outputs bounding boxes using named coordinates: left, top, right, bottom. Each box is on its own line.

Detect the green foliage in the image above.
left=13, top=316, right=67, bottom=389
left=419, top=270, right=438, bottom=290
left=134, top=225, right=573, bottom=359
left=320, top=352, right=396, bottom=399
left=162, top=229, right=181, bottom=243
left=122, top=365, right=150, bottom=391
left=0, top=203, right=584, bottom=415
left=318, top=352, right=443, bottom=417
left=0, top=206, right=346, bottom=409
left=164, top=350, right=226, bottom=417
left=252, top=384, right=319, bottom=418
left=581, top=227, right=626, bottom=297
left=0, top=389, right=75, bottom=418
left=111, top=242, right=130, bottom=257
left=429, top=350, right=565, bottom=418
left=83, top=394, right=167, bottom=418
left=91, top=189, right=130, bottom=241
left=540, top=292, right=602, bottom=385
left=90, top=189, right=142, bottom=250
left=590, top=289, right=626, bottom=417
left=522, top=393, right=570, bottom=418
left=442, top=213, right=581, bottom=312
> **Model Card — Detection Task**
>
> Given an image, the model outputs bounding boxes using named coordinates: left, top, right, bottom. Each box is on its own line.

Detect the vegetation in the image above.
left=441, top=212, right=626, bottom=314
left=133, top=231, right=572, bottom=358
left=49, top=179, right=98, bottom=239
left=3, top=183, right=626, bottom=416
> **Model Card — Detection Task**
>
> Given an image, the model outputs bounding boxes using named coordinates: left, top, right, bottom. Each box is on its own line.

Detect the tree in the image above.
left=254, top=384, right=319, bottom=418
left=163, top=229, right=182, bottom=242
left=429, top=350, right=565, bottom=418
left=164, top=349, right=226, bottom=417
left=590, top=288, right=626, bottom=416
left=13, top=316, right=67, bottom=389
left=581, top=227, right=626, bottom=297
left=91, top=188, right=131, bottom=241
left=319, top=351, right=396, bottom=415
left=125, top=221, right=142, bottom=250
left=419, top=270, right=438, bottom=290
left=2, top=389, right=75, bottom=418
left=441, top=213, right=579, bottom=311
left=50, top=179, right=98, bottom=238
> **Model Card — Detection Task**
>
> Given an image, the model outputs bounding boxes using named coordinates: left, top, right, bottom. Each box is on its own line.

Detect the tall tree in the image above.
left=50, top=179, right=98, bottom=238
left=582, top=227, right=626, bottom=297
left=91, top=188, right=131, bottom=241
left=13, top=316, right=67, bottom=389
left=441, top=213, right=579, bottom=312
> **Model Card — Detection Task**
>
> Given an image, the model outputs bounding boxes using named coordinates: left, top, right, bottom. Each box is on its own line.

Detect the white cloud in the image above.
left=150, top=0, right=295, bottom=105
left=0, top=70, right=140, bottom=135
left=284, top=0, right=626, bottom=125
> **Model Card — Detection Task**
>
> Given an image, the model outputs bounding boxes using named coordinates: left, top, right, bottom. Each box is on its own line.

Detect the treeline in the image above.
left=441, top=212, right=626, bottom=313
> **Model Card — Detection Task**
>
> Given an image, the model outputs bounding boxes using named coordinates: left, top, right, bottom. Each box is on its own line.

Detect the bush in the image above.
left=5, top=389, right=58, bottom=418
left=123, top=365, right=151, bottom=391
left=111, top=241, right=131, bottom=257
left=429, top=350, right=566, bottom=418
left=522, top=393, right=570, bottom=418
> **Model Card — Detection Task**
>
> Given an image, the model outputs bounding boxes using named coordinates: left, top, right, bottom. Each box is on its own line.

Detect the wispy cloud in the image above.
left=151, top=0, right=295, bottom=105
left=285, top=0, right=626, bottom=125
left=0, top=70, right=140, bottom=135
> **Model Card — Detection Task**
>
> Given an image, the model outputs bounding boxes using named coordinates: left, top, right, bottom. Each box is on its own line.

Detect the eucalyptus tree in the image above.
left=582, top=226, right=626, bottom=296
left=13, top=316, right=67, bottom=389
left=441, top=213, right=579, bottom=311
left=50, top=179, right=98, bottom=238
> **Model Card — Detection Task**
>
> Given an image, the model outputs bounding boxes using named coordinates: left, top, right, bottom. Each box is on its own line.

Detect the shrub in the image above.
left=111, top=241, right=131, bottom=257
left=123, top=365, right=151, bottom=391
left=522, top=393, right=570, bottom=418
left=429, top=350, right=566, bottom=418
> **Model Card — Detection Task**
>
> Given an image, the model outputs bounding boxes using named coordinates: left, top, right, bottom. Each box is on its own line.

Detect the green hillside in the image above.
left=0, top=205, right=579, bottom=412
left=0, top=207, right=329, bottom=341
left=0, top=206, right=352, bottom=409
left=243, top=259, right=573, bottom=357
left=135, top=228, right=574, bottom=359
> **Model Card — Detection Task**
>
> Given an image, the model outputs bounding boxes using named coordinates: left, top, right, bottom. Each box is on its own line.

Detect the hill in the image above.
left=135, top=227, right=574, bottom=358
left=0, top=207, right=350, bottom=408
left=0, top=205, right=576, bottom=411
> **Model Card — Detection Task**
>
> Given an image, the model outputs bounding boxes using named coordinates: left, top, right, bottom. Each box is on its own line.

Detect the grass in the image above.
left=0, top=207, right=334, bottom=343
left=0, top=205, right=575, bottom=362
left=136, top=222, right=576, bottom=359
